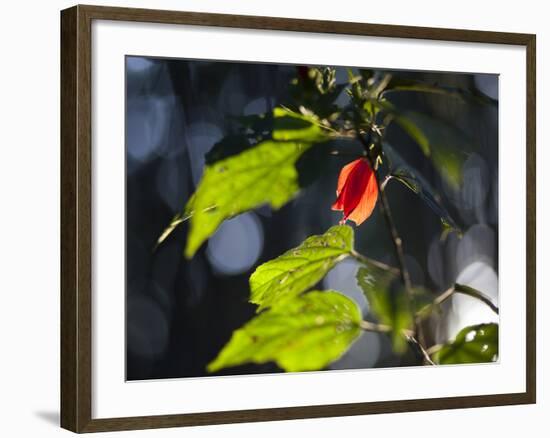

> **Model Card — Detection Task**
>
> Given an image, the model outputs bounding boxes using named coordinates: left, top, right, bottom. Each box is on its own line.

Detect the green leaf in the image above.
left=205, top=108, right=328, bottom=165
left=250, top=225, right=353, bottom=312
left=271, top=107, right=328, bottom=142
left=207, top=290, right=362, bottom=373
left=368, top=99, right=471, bottom=189
left=185, top=140, right=307, bottom=257
left=356, top=265, right=413, bottom=353
left=433, top=323, right=498, bottom=365
left=383, top=143, right=460, bottom=233
left=384, top=79, right=466, bottom=99
left=184, top=108, right=330, bottom=258
left=391, top=111, right=470, bottom=189
left=381, top=77, right=497, bottom=106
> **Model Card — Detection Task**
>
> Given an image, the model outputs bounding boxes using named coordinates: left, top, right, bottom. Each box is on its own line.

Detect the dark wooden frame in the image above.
left=61, top=4, right=536, bottom=433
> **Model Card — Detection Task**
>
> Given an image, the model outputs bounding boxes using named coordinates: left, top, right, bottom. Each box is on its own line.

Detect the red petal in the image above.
left=331, top=158, right=378, bottom=225
left=332, top=158, right=363, bottom=212
left=347, top=168, right=378, bottom=225
left=340, top=160, right=371, bottom=219
left=331, top=193, right=344, bottom=211
left=335, top=158, right=363, bottom=196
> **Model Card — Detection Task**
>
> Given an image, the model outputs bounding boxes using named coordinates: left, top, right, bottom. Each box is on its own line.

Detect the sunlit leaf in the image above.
left=161, top=108, right=328, bottom=249
left=383, top=143, right=460, bottom=232
left=250, top=225, right=353, bottom=312
left=433, top=323, right=498, bottom=365
left=185, top=141, right=307, bottom=258
left=184, top=108, right=330, bottom=258
left=205, top=108, right=327, bottom=164
left=356, top=265, right=413, bottom=353
left=271, top=107, right=328, bottom=142
left=207, top=290, right=362, bottom=373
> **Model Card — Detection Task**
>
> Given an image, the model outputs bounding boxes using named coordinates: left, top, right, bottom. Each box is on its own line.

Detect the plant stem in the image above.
left=350, top=250, right=400, bottom=275
left=356, top=136, right=413, bottom=295
left=356, top=134, right=421, bottom=336
left=359, top=320, right=414, bottom=338
left=415, top=286, right=454, bottom=321
left=359, top=321, right=435, bottom=365
left=375, top=182, right=413, bottom=292
left=426, top=344, right=443, bottom=356
left=417, top=284, right=499, bottom=319
left=407, top=336, right=436, bottom=365
left=454, top=284, right=499, bottom=314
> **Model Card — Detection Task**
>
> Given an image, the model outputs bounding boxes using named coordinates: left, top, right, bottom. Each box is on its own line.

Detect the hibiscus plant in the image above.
left=158, top=66, right=499, bottom=372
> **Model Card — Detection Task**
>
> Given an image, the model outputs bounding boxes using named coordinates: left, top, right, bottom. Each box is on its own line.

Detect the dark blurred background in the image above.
left=125, top=56, right=498, bottom=380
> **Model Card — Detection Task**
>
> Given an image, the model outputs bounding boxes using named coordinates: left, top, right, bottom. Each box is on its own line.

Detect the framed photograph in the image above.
left=60, top=4, right=536, bottom=433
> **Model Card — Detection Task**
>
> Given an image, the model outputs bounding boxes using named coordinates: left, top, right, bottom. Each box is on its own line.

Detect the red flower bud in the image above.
left=331, top=158, right=378, bottom=225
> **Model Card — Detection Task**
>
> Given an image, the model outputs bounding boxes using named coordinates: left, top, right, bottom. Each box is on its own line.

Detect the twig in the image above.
left=380, top=174, right=393, bottom=191
left=407, top=335, right=436, bottom=365
left=351, top=91, right=432, bottom=361
left=359, top=320, right=414, bottom=338
left=417, top=283, right=499, bottom=320
left=360, top=321, right=435, bottom=365
left=416, top=286, right=454, bottom=320
left=353, top=246, right=438, bottom=363
left=356, top=134, right=418, bottom=333
left=350, top=250, right=400, bottom=275
left=154, top=204, right=217, bottom=251
left=454, top=284, right=499, bottom=314
left=426, top=343, right=443, bottom=356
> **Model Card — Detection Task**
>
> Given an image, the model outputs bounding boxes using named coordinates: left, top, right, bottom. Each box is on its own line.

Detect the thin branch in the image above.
left=454, top=284, right=499, bottom=315
left=359, top=320, right=391, bottom=333
left=426, top=343, right=443, bottom=356
left=431, top=286, right=456, bottom=307
left=407, top=335, right=436, bottom=365
left=417, top=284, right=499, bottom=320
left=359, top=320, right=414, bottom=338
left=357, top=134, right=418, bottom=333
left=380, top=174, right=393, bottom=191
left=416, top=286, right=454, bottom=320
left=350, top=250, right=400, bottom=275
left=357, top=135, right=413, bottom=292
left=154, top=204, right=216, bottom=251
left=360, top=321, right=435, bottom=365
left=353, top=100, right=431, bottom=361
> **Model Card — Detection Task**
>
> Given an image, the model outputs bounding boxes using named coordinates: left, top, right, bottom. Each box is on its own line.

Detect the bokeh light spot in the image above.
left=206, top=212, right=264, bottom=276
